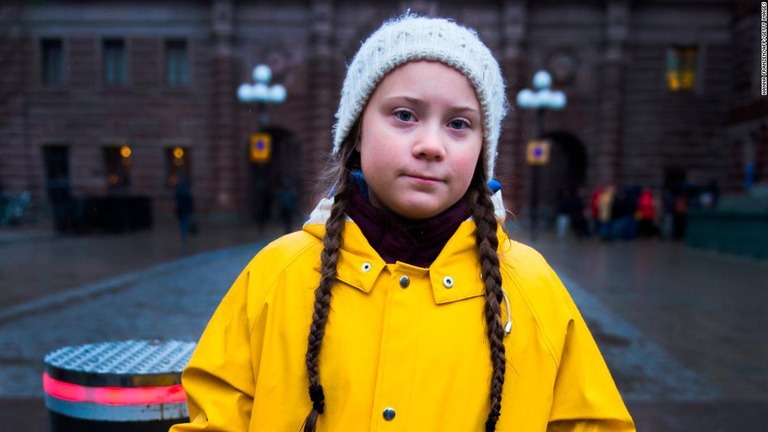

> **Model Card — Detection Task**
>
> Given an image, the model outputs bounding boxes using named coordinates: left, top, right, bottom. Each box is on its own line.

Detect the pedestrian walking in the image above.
left=555, top=188, right=572, bottom=240
left=571, top=186, right=590, bottom=239
left=277, top=181, right=300, bottom=234
left=672, top=191, right=689, bottom=240
left=598, top=184, right=615, bottom=240
left=611, top=187, right=636, bottom=240
left=637, top=187, right=657, bottom=238
left=661, top=188, right=675, bottom=240
left=589, top=185, right=602, bottom=236
left=174, top=175, right=195, bottom=244
left=170, top=14, right=634, bottom=432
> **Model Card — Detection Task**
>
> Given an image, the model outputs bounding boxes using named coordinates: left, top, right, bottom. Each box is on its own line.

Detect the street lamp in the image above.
left=237, top=63, right=287, bottom=228
left=238, top=64, right=287, bottom=126
left=516, top=70, right=567, bottom=241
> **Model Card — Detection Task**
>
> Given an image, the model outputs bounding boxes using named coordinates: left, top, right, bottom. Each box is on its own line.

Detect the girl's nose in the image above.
left=412, top=125, right=446, bottom=161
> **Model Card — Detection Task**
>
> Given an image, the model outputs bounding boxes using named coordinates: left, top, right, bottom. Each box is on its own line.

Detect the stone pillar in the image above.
left=209, top=0, right=238, bottom=215
left=500, top=0, right=527, bottom=216
left=596, top=0, right=629, bottom=185
left=304, top=0, right=336, bottom=204
left=0, top=4, right=36, bottom=204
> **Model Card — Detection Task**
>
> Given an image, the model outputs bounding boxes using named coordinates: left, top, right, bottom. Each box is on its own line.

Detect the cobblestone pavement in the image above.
left=1, top=219, right=766, bottom=431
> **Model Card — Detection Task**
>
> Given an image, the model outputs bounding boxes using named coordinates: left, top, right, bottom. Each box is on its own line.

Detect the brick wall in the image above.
left=0, top=0, right=744, bottom=222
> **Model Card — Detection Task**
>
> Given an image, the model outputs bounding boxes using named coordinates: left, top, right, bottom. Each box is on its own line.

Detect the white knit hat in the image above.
left=332, top=14, right=508, bottom=179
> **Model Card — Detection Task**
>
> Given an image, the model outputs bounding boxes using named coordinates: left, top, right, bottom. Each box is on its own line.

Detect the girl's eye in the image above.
left=394, top=110, right=414, bottom=122
left=448, top=119, right=470, bottom=130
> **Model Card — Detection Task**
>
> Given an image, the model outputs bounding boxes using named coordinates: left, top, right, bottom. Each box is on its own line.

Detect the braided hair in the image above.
left=302, top=127, right=358, bottom=432
left=469, top=167, right=507, bottom=432
left=302, top=129, right=508, bottom=432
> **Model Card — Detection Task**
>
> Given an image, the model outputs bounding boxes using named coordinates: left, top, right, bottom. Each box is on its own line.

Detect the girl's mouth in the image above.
left=404, top=174, right=443, bottom=185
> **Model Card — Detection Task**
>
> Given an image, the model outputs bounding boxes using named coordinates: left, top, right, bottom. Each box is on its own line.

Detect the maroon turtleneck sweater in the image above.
left=345, top=185, right=472, bottom=268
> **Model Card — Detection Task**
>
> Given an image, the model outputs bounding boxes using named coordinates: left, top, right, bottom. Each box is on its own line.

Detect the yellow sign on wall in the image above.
left=249, top=133, right=272, bottom=163
left=526, top=140, right=551, bottom=165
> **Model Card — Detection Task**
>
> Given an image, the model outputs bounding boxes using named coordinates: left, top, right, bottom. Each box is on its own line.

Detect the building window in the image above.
left=41, top=38, right=65, bottom=85
left=666, top=46, right=697, bottom=92
left=104, top=145, right=131, bottom=191
left=103, top=38, right=127, bottom=86
left=166, top=146, right=191, bottom=187
left=166, top=39, right=189, bottom=87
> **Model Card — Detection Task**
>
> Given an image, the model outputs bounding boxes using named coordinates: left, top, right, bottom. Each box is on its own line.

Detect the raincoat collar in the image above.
left=303, top=218, right=499, bottom=304
left=302, top=177, right=506, bottom=304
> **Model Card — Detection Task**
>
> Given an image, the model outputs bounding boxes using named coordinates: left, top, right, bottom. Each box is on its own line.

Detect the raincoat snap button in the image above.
left=383, top=407, right=396, bottom=421
left=361, top=262, right=372, bottom=272
left=443, top=276, right=454, bottom=288
left=399, top=276, right=410, bottom=288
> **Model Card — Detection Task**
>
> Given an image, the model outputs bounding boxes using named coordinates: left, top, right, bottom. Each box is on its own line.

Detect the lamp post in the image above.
left=237, top=64, right=287, bottom=126
left=237, top=64, right=287, bottom=228
left=516, top=70, right=567, bottom=241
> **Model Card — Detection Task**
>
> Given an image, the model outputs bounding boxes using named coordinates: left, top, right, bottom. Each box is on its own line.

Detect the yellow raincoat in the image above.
left=171, top=203, right=634, bottom=431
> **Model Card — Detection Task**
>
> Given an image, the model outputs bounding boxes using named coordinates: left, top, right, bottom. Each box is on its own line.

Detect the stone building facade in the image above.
left=0, top=0, right=758, bottom=224
left=729, top=0, right=768, bottom=195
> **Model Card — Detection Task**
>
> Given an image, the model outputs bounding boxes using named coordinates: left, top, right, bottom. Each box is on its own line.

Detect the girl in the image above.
left=170, top=15, right=635, bottom=432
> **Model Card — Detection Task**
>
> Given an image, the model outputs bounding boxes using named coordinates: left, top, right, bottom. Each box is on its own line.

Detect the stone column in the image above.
left=209, top=0, right=238, bottom=215
left=0, top=4, right=37, bottom=212
left=304, top=0, right=336, bottom=203
left=596, top=0, right=629, bottom=185
left=500, top=0, right=527, bottom=216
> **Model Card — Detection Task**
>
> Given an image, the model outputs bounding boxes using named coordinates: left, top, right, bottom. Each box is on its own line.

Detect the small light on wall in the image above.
left=120, top=146, right=132, bottom=158
left=173, top=147, right=184, bottom=159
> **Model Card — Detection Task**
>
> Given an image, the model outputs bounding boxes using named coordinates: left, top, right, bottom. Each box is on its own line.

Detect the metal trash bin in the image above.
left=43, top=339, right=196, bottom=431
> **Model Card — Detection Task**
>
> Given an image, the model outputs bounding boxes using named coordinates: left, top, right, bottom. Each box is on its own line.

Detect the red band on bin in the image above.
left=43, top=372, right=187, bottom=406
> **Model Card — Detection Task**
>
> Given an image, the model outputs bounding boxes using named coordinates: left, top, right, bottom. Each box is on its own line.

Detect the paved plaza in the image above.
left=1, top=216, right=767, bottom=431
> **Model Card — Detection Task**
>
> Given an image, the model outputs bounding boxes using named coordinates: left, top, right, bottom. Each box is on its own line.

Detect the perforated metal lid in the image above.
left=44, top=340, right=196, bottom=387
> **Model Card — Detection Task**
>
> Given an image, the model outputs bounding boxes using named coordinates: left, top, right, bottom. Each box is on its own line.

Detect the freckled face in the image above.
left=356, top=61, right=483, bottom=220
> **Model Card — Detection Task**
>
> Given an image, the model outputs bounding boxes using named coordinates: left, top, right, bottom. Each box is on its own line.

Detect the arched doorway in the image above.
left=538, top=131, right=588, bottom=223
left=249, top=127, right=302, bottom=231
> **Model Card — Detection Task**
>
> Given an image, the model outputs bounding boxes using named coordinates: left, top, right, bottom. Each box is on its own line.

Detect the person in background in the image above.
left=570, top=186, right=589, bottom=239
left=589, top=185, right=602, bottom=237
left=598, top=184, right=615, bottom=240
left=278, top=181, right=300, bottom=234
left=174, top=175, right=194, bottom=244
left=555, top=188, right=572, bottom=240
left=637, top=187, right=657, bottom=238
left=611, top=187, right=637, bottom=240
left=672, top=191, right=688, bottom=240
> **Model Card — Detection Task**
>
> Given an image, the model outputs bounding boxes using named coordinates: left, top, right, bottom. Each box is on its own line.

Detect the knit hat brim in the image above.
left=332, top=14, right=508, bottom=179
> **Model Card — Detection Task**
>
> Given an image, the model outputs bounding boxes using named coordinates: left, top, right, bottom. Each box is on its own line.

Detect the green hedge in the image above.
left=686, top=210, right=768, bottom=259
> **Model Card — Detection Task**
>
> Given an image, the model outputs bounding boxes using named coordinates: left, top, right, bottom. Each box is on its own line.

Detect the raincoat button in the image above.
left=443, top=276, right=454, bottom=288
left=399, top=276, right=410, bottom=288
left=361, top=262, right=372, bottom=272
left=383, top=407, right=396, bottom=421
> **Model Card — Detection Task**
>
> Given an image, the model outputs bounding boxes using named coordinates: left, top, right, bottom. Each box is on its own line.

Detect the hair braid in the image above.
left=302, top=173, right=351, bottom=432
left=303, top=127, right=361, bottom=432
left=469, top=177, right=507, bottom=432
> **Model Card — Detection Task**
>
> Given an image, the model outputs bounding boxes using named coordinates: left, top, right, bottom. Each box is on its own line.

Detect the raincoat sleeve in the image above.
left=546, top=266, right=636, bottom=432
left=169, top=265, right=262, bottom=431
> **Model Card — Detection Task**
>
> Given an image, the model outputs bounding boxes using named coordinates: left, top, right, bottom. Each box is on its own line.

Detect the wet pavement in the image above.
left=1, top=216, right=767, bottom=431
